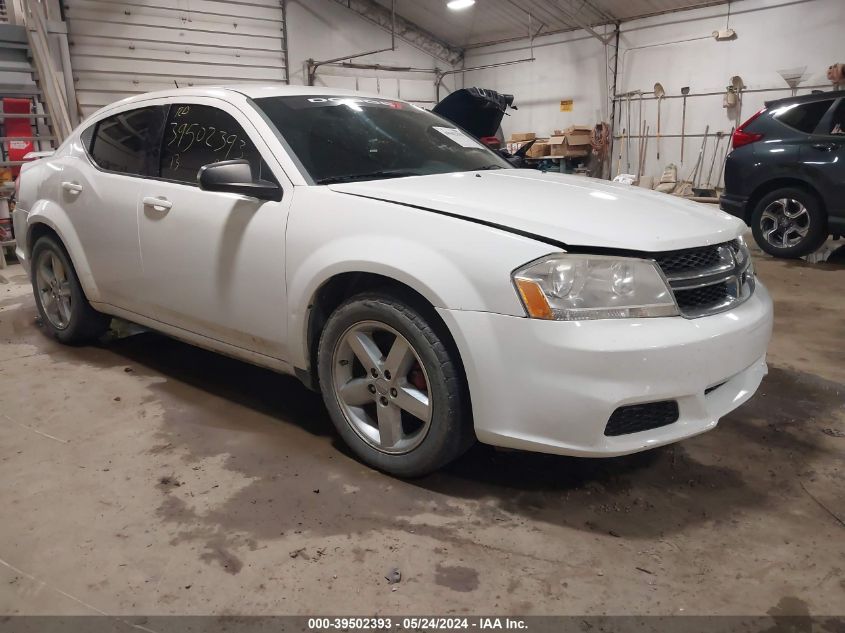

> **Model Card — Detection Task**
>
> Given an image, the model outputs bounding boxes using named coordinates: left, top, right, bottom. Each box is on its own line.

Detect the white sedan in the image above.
left=13, top=86, right=773, bottom=476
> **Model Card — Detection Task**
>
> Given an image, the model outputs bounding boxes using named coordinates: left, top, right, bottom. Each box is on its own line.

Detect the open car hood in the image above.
left=328, top=169, right=745, bottom=252
left=432, top=88, right=513, bottom=139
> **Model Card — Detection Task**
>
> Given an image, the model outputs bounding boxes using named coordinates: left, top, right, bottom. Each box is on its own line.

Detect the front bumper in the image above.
left=437, top=282, right=773, bottom=457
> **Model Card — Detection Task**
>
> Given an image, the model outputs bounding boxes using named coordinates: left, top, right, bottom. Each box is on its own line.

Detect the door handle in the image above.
left=61, top=181, right=83, bottom=194
left=142, top=196, right=172, bottom=211
left=811, top=142, right=838, bottom=152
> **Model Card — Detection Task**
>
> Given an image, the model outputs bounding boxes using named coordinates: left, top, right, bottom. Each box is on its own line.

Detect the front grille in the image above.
left=654, top=246, right=722, bottom=275
left=652, top=240, right=754, bottom=318
left=605, top=401, right=680, bottom=436
left=674, top=281, right=730, bottom=311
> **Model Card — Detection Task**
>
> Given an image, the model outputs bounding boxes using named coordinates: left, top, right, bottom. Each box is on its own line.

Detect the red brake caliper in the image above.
left=408, top=361, right=427, bottom=392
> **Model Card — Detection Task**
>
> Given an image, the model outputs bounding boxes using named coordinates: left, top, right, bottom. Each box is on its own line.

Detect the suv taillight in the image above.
left=732, top=108, right=766, bottom=149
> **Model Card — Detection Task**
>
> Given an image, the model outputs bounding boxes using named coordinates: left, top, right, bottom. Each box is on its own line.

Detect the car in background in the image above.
left=721, top=90, right=845, bottom=258
left=14, top=86, right=772, bottom=476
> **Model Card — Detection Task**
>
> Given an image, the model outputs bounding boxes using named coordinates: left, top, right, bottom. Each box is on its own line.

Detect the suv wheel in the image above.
left=31, top=235, right=110, bottom=343
left=317, top=292, right=473, bottom=477
left=751, top=187, right=827, bottom=258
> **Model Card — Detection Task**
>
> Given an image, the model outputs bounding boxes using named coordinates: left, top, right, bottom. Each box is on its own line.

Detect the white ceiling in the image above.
left=373, top=0, right=732, bottom=48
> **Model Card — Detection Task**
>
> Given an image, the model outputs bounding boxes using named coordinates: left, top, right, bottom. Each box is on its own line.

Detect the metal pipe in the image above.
left=331, top=62, right=437, bottom=73
left=607, top=24, right=620, bottom=179
left=313, top=46, right=395, bottom=69
left=613, top=132, right=731, bottom=139
left=612, top=83, right=835, bottom=102
left=435, top=57, right=535, bottom=86
left=463, top=25, right=600, bottom=50
left=281, top=0, right=290, bottom=84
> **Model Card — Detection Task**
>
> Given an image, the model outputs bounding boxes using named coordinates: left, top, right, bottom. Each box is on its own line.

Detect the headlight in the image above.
left=512, top=254, right=679, bottom=320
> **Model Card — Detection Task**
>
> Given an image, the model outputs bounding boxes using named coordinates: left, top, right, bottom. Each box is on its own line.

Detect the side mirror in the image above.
left=197, top=159, right=282, bottom=201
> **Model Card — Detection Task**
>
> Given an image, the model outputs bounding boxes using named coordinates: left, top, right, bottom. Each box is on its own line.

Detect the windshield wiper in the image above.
left=315, top=170, right=420, bottom=185
left=475, top=164, right=505, bottom=170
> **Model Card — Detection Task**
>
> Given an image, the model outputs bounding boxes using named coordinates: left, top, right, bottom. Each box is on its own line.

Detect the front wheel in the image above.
left=751, top=188, right=828, bottom=258
left=317, top=292, right=473, bottom=477
left=31, top=235, right=110, bottom=344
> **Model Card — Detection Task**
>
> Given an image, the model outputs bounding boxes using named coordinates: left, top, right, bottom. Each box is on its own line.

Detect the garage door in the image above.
left=64, top=0, right=288, bottom=118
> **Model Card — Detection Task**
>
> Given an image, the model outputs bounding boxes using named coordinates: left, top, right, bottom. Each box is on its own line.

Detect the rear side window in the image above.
left=80, top=124, right=94, bottom=152
left=160, top=104, right=264, bottom=185
left=829, top=100, right=844, bottom=135
left=774, top=99, right=834, bottom=134
left=89, top=106, right=166, bottom=176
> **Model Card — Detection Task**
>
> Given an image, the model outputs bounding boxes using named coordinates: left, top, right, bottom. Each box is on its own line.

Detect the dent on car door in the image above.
left=62, top=105, right=166, bottom=311
left=135, top=101, right=290, bottom=358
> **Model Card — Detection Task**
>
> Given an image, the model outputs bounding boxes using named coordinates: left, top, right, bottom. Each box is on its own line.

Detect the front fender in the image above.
left=25, top=199, right=102, bottom=302
left=284, top=188, right=553, bottom=369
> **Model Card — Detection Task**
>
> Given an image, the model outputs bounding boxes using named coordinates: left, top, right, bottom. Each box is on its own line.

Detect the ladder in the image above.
left=0, top=23, right=58, bottom=177
left=1, top=0, right=74, bottom=267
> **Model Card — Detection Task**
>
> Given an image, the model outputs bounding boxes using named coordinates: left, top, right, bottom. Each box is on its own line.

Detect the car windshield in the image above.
left=252, top=95, right=511, bottom=185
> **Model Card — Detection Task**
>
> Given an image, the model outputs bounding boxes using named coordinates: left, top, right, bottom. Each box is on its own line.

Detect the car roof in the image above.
left=764, top=89, right=845, bottom=109
left=103, top=84, right=398, bottom=109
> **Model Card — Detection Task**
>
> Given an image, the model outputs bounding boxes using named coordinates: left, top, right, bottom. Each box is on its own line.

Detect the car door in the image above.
left=135, top=99, right=291, bottom=359
left=56, top=105, right=166, bottom=312
left=803, top=98, right=845, bottom=216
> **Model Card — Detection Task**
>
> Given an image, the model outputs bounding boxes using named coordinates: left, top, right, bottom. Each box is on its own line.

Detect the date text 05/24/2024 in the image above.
left=307, top=617, right=529, bottom=630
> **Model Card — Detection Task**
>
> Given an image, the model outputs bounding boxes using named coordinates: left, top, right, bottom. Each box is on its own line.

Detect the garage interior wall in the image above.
left=286, top=1, right=460, bottom=105
left=60, top=0, right=458, bottom=120
left=463, top=0, right=844, bottom=185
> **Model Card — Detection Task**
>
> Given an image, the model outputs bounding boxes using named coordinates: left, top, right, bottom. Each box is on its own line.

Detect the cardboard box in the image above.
left=509, top=132, right=536, bottom=142
left=547, top=125, right=592, bottom=157
left=525, top=141, right=550, bottom=158
left=564, top=125, right=592, bottom=147
left=548, top=135, right=590, bottom=158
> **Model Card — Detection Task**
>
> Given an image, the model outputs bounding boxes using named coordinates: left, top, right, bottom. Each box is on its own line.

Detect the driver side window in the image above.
left=160, top=104, right=269, bottom=185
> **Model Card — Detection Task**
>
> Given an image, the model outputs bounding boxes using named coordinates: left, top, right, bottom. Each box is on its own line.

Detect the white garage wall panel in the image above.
left=64, top=0, right=288, bottom=117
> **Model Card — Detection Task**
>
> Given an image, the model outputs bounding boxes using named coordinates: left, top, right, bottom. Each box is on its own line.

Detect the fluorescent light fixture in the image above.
left=447, top=0, right=475, bottom=10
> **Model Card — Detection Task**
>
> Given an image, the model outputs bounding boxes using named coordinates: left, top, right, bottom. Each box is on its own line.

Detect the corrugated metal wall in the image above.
left=64, top=0, right=288, bottom=117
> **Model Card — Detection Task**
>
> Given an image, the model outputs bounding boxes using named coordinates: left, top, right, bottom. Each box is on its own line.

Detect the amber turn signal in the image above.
left=514, top=279, right=554, bottom=320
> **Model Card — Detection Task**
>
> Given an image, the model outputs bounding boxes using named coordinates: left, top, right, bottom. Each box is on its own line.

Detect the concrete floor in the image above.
left=0, top=240, right=843, bottom=616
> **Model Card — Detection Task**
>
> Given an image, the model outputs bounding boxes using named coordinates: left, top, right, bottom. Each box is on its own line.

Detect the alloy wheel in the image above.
left=35, top=250, right=72, bottom=330
left=331, top=320, right=432, bottom=455
left=759, top=198, right=810, bottom=249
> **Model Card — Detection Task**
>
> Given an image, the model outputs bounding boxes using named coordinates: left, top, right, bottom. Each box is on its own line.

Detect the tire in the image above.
left=317, top=292, right=473, bottom=477
left=31, top=235, right=110, bottom=344
left=751, top=187, right=828, bottom=258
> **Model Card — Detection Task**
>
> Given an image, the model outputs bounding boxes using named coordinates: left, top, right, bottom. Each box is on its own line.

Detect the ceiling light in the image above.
left=447, top=0, right=475, bottom=10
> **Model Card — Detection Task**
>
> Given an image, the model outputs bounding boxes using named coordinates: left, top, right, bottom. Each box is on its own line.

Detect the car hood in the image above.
left=431, top=87, right=510, bottom=139
left=329, top=169, right=745, bottom=252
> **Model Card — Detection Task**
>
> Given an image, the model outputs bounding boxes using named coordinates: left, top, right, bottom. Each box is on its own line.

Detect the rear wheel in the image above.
left=317, top=292, right=473, bottom=477
left=751, top=187, right=827, bottom=258
left=31, top=235, right=110, bottom=344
